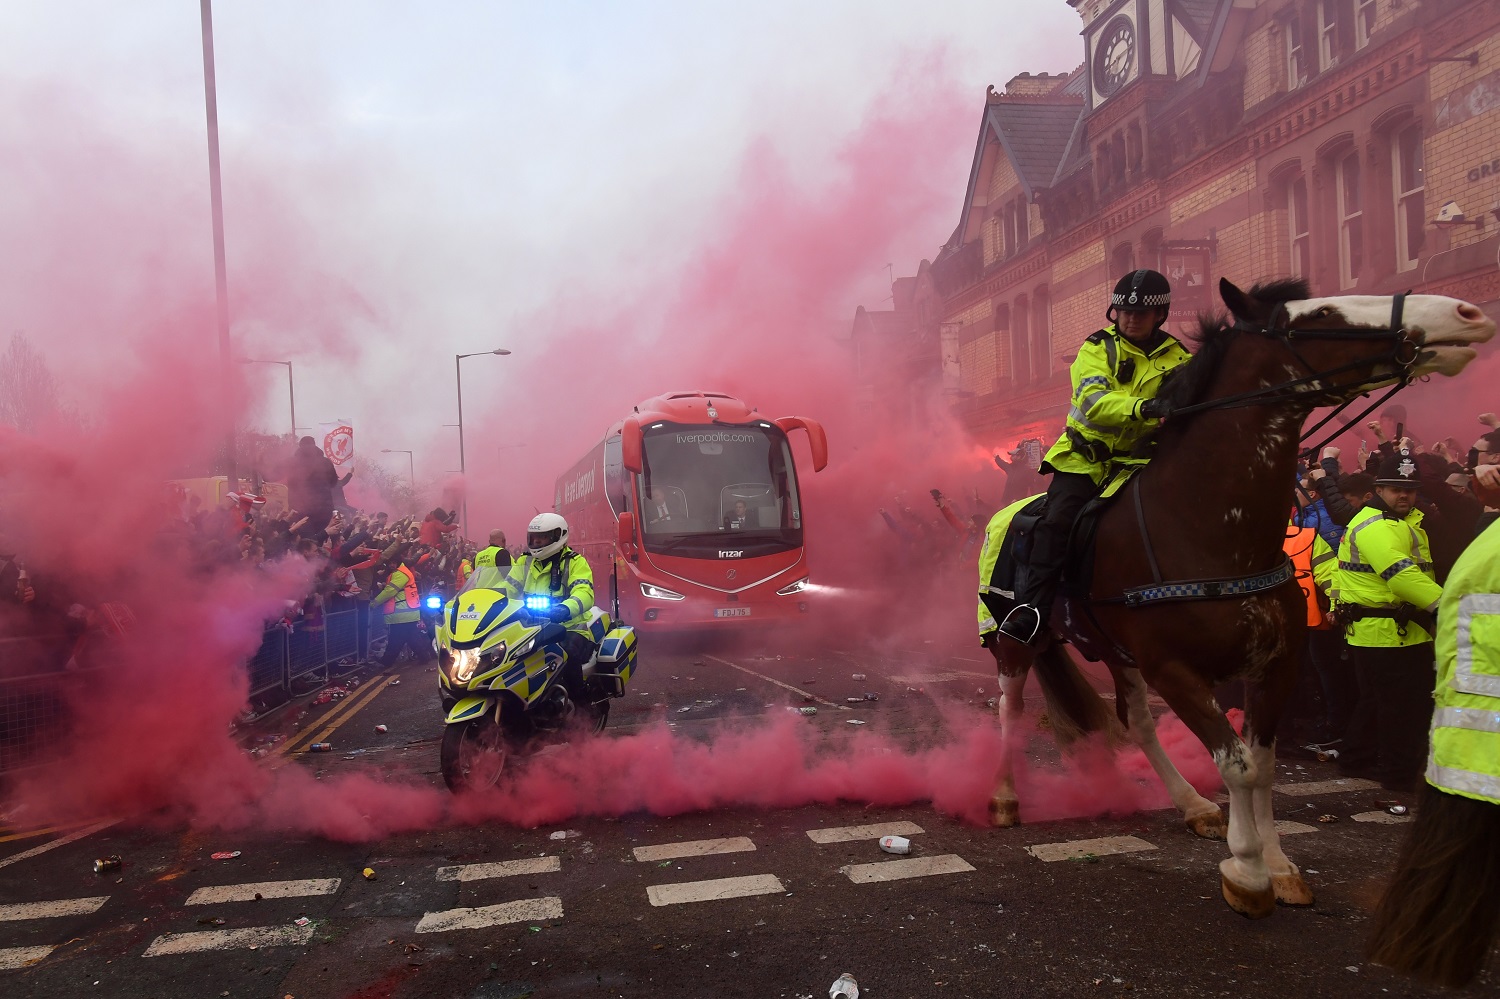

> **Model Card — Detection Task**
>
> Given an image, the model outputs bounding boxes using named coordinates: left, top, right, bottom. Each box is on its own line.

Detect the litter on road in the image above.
left=879, top=835, right=911, bottom=855
left=211, top=851, right=241, bottom=860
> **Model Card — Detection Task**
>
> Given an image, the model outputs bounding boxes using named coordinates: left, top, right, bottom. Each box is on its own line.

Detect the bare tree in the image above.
left=0, top=333, right=61, bottom=432
left=358, top=459, right=418, bottom=516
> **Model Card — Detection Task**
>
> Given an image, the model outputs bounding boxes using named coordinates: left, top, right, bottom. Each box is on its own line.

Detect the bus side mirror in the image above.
left=774, top=416, right=829, bottom=472
left=622, top=417, right=643, bottom=474
left=617, top=511, right=639, bottom=560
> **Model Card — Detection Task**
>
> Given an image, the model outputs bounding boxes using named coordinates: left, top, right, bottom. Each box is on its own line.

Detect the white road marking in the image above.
left=143, top=923, right=315, bottom=957
left=185, top=879, right=341, bottom=905
left=701, top=655, right=848, bottom=710
left=415, top=897, right=563, bottom=933
left=1274, top=778, right=1380, bottom=796
left=0, top=896, right=109, bottom=922
left=0, top=819, right=120, bottom=871
left=806, top=821, right=925, bottom=844
left=0, top=945, right=57, bottom=970
left=436, top=857, right=560, bottom=882
left=840, top=855, right=975, bottom=883
left=633, top=837, right=755, bottom=862
left=1274, top=820, right=1320, bottom=836
left=646, top=874, right=785, bottom=906
left=1025, top=835, right=1157, bottom=862
left=1351, top=810, right=1415, bottom=824
left=888, top=671, right=991, bottom=685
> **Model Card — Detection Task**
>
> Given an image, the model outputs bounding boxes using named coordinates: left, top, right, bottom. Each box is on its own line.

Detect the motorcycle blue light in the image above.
left=524, top=595, right=551, bottom=612
left=425, top=595, right=443, bottom=609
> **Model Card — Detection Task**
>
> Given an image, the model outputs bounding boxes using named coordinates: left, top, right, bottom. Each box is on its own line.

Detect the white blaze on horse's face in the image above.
left=1284, top=295, right=1496, bottom=378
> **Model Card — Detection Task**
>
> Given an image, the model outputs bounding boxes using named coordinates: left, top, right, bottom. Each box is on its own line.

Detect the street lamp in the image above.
left=380, top=449, right=416, bottom=513
left=238, top=358, right=298, bottom=438
left=456, top=348, right=511, bottom=537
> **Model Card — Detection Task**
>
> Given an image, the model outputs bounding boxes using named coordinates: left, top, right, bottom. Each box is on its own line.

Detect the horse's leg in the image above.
left=984, top=635, right=1030, bottom=827
left=1117, top=666, right=1225, bottom=840
left=1245, top=675, right=1314, bottom=906
left=1152, top=660, right=1275, bottom=918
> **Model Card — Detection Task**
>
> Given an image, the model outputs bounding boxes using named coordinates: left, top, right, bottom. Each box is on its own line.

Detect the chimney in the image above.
left=1004, top=72, right=1066, bottom=97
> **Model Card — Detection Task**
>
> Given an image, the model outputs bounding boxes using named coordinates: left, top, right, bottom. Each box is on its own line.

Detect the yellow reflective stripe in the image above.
left=1310, top=551, right=1335, bottom=568
left=1344, top=512, right=1385, bottom=565
left=1454, top=593, right=1500, bottom=697
left=979, top=584, right=1014, bottom=599
left=1068, top=406, right=1109, bottom=434
left=1427, top=761, right=1500, bottom=801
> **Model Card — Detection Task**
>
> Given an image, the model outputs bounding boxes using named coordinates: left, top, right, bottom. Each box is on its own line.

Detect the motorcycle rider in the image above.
left=504, top=513, right=597, bottom=704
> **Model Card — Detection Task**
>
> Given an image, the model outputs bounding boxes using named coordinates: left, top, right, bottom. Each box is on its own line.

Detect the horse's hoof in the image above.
left=988, top=798, right=1020, bottom=828
left=1185, top=808, right=1227, bottom=841
left=1219, top=861, right=1275, bottom=919
left=1272, top=870, right=1315, bottom=907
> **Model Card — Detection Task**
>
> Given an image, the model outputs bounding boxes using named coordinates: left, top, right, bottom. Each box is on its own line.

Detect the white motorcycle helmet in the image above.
left=526, top=512, right=569, bottom=560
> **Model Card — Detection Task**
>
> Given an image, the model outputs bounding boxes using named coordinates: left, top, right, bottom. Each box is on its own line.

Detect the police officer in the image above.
left=505, top=513, right=597, bottom=703
left=1332, top=448, right=1441, bottom=790
left=996, top=269, right=1191, bottom=644
left=475, top=530, right=512, bottom=571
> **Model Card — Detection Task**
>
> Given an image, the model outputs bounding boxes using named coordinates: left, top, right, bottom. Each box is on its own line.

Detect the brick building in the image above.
left=853, top=0, right=1500, bottom=450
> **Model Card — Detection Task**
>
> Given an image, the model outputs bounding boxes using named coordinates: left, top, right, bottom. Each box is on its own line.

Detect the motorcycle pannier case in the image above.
left=592, top=625, right=638, bottom=697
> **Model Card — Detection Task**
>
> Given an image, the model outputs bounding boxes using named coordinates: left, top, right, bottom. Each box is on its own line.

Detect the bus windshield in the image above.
left=638, top=422, right=803, bottom=558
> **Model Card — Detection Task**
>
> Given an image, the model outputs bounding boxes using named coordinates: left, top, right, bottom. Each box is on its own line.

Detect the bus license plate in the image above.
left=714, top=607, right=752, bottom=618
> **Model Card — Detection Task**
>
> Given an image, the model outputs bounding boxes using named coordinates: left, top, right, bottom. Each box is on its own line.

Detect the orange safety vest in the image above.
left=382, top=563, right=420, bottom=615
left=1283, top=526, right=1325, bottom=629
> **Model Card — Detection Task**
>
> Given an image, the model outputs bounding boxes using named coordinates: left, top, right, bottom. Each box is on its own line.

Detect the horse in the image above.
left=983, top=277, right=1495, bottom=918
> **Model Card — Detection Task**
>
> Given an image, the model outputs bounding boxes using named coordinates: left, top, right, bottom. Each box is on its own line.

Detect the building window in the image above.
left=1317, top=0, right=1340, bottom=72
left=1286, top=19, right=1307, bottom=90
left=1355, top=0, right=1376, bottom=50
left=1013, top=295, right=1031, bottom=388
left=1032, top=288, right=1052, bottom=381
left=1014, top=199, right=1029, bottom=253
left=1336, top=149, right=1363, bottom=289
left=1392, top=123, right=1425, bottom=271
left=1288, top=176, right=1311, bottom=278
left=1111, top=241, right=1136, bottom=277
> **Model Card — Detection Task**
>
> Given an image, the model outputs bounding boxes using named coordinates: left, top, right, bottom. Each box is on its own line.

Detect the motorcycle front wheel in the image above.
left=440, top=715, right=513, bottom=792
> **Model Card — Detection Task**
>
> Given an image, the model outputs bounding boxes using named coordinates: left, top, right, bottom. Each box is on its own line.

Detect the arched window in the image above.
left=1032, top=287, right=1052, bottom=381
left=1111, top=241, right=1136, bottom=277
left=1013, top=295, right=1031, bottom=389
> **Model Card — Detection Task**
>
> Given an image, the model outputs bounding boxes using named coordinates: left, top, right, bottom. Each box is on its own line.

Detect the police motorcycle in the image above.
left=434, top=565, right=638, bottom=792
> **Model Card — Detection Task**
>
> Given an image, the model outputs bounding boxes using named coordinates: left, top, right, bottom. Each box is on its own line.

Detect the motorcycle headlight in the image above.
left=641, top=583, right=685, bottom=601
left=450, top=648, right=481, bottom=683
left=776, top=577, right=810, bottom=596
left=510, top=636, right=537, bottom=661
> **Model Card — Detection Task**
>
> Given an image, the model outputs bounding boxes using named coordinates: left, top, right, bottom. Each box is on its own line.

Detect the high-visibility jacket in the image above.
left=455, top=558, right=472, bottom=590
left=1284, top=524, right=1325, bottom=628
left=1311, top=533, right=1337, bottom=600
left=1426, top=519, right=1500, bottom=804
left=475, top=545, right=510, bottom=569
left=1333, top=503, right=1441, bottom=648
left=503, top=549, right=595, bottom=637
left=975, top=495, right=1040, bottom=637
left=375, top=563, right=421, bottom=624
left=1042, top=324, right=1191, bottom=485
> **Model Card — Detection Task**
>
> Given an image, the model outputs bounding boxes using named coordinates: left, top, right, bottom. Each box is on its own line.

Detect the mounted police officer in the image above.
left=1332, top=447, right=1441, bottom=790
left=996, top=269, right=1191, bottom=645
left=504, top=513, right=597, bottom=705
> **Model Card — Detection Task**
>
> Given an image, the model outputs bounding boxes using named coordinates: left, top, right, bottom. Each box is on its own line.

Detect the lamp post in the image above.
left=380, top=448, right=415, bottom=513
left=199, top=0, right=236, bottom=493
left=238, top=358, right=298, bottom=438
left=455, top=348, right=510, bottom=537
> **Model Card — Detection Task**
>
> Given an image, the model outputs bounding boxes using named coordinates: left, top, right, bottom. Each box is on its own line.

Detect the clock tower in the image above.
left=1071, top=0, right=1222, bottom=110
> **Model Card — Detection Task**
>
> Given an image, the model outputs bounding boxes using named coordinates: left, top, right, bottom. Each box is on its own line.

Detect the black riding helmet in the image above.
left=1106, top=269, right=1172, bottom=323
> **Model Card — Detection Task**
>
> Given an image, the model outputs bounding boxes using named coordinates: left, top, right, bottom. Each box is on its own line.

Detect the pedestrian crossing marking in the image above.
left=0, top=945, right=58, bottom=970
left=633, top=837, right=755, bottom=862
left=1025, top=835, right=1157, bottom=863
left=436, top=857, right=560, bottom=882
left=415, top=897, right=563, bottom=933
left=185, top=879, right=341, bottom=905
left=646, top=874, right=785, bottom=906
left=1273, top=778, right=1380, bottom=796
left=0, top=896, right=108, bottom=921
left=142, top=923, right=315, bottom=957
left=1351, top=810, right=1414, bottom=824
left=1274, top=820, right=1320, bottom=836
left=840, top=854, right=975, bottom=884
left=806, top=821, right=925, bottom=844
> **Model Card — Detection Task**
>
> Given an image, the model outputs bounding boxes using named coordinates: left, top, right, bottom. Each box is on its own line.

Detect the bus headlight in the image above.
left=641, top=583, right=685, bottom=601
left=776, top=577, right=810, bottom=595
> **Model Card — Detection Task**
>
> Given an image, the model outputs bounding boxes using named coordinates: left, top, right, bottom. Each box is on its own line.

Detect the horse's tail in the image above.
left=1031, top=643, right=1122, bottom=745
left=1367, top=782, right=1500, bottom=988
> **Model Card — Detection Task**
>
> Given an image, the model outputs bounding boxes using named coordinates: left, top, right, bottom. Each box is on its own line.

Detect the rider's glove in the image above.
left=547, top=603, right=572, bottom=623
left=1139, top=397, right=1173, bottom=421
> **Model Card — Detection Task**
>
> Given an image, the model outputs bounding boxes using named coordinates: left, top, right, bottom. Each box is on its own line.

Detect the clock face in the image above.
left=1094, top=14, right=1136, bottom=97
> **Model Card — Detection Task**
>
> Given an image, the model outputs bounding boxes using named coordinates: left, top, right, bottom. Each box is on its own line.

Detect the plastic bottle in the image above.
left=829, top=973, right=859, bottom=999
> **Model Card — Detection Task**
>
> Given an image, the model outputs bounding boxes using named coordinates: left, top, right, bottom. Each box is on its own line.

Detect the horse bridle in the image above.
left=1167, top=292, right=1420, bottom=460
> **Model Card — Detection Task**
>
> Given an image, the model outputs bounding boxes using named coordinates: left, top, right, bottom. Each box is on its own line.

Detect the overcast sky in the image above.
left=0, top=1, right=1082, bottom=485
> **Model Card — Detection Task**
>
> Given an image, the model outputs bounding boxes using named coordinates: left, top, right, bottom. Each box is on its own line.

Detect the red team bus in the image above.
left=555, top=391, right=828, bottom=630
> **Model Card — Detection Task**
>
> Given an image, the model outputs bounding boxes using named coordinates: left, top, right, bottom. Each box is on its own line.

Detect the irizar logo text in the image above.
left=718, top=550, right=744, bottom=559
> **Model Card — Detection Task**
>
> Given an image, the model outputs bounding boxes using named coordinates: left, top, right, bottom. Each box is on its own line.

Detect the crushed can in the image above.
left=846, top=697, right=864, bottom=704
left=851, top=674, right=866, bottom=681
left=863, top=692, right=879, bottom=702
left=374, top=724, right=388, bottom=733
left=362, top=867, right=377, bottom=881
left=309, top=743, right=333, bottom=753
left=879, top=835, right=911, bottom=855
left=211, top=851, right=241, bottom=860
left=93, top=855, right=122, bottom=875
left=799, top=706, right=818, bottom=716
left=830, top=972, right=859, bottom=999
left=1388, top=804, right=1409, bottom=816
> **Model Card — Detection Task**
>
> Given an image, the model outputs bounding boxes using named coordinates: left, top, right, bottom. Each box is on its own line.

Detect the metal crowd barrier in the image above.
left=245, top=607, right=365, bottom=699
